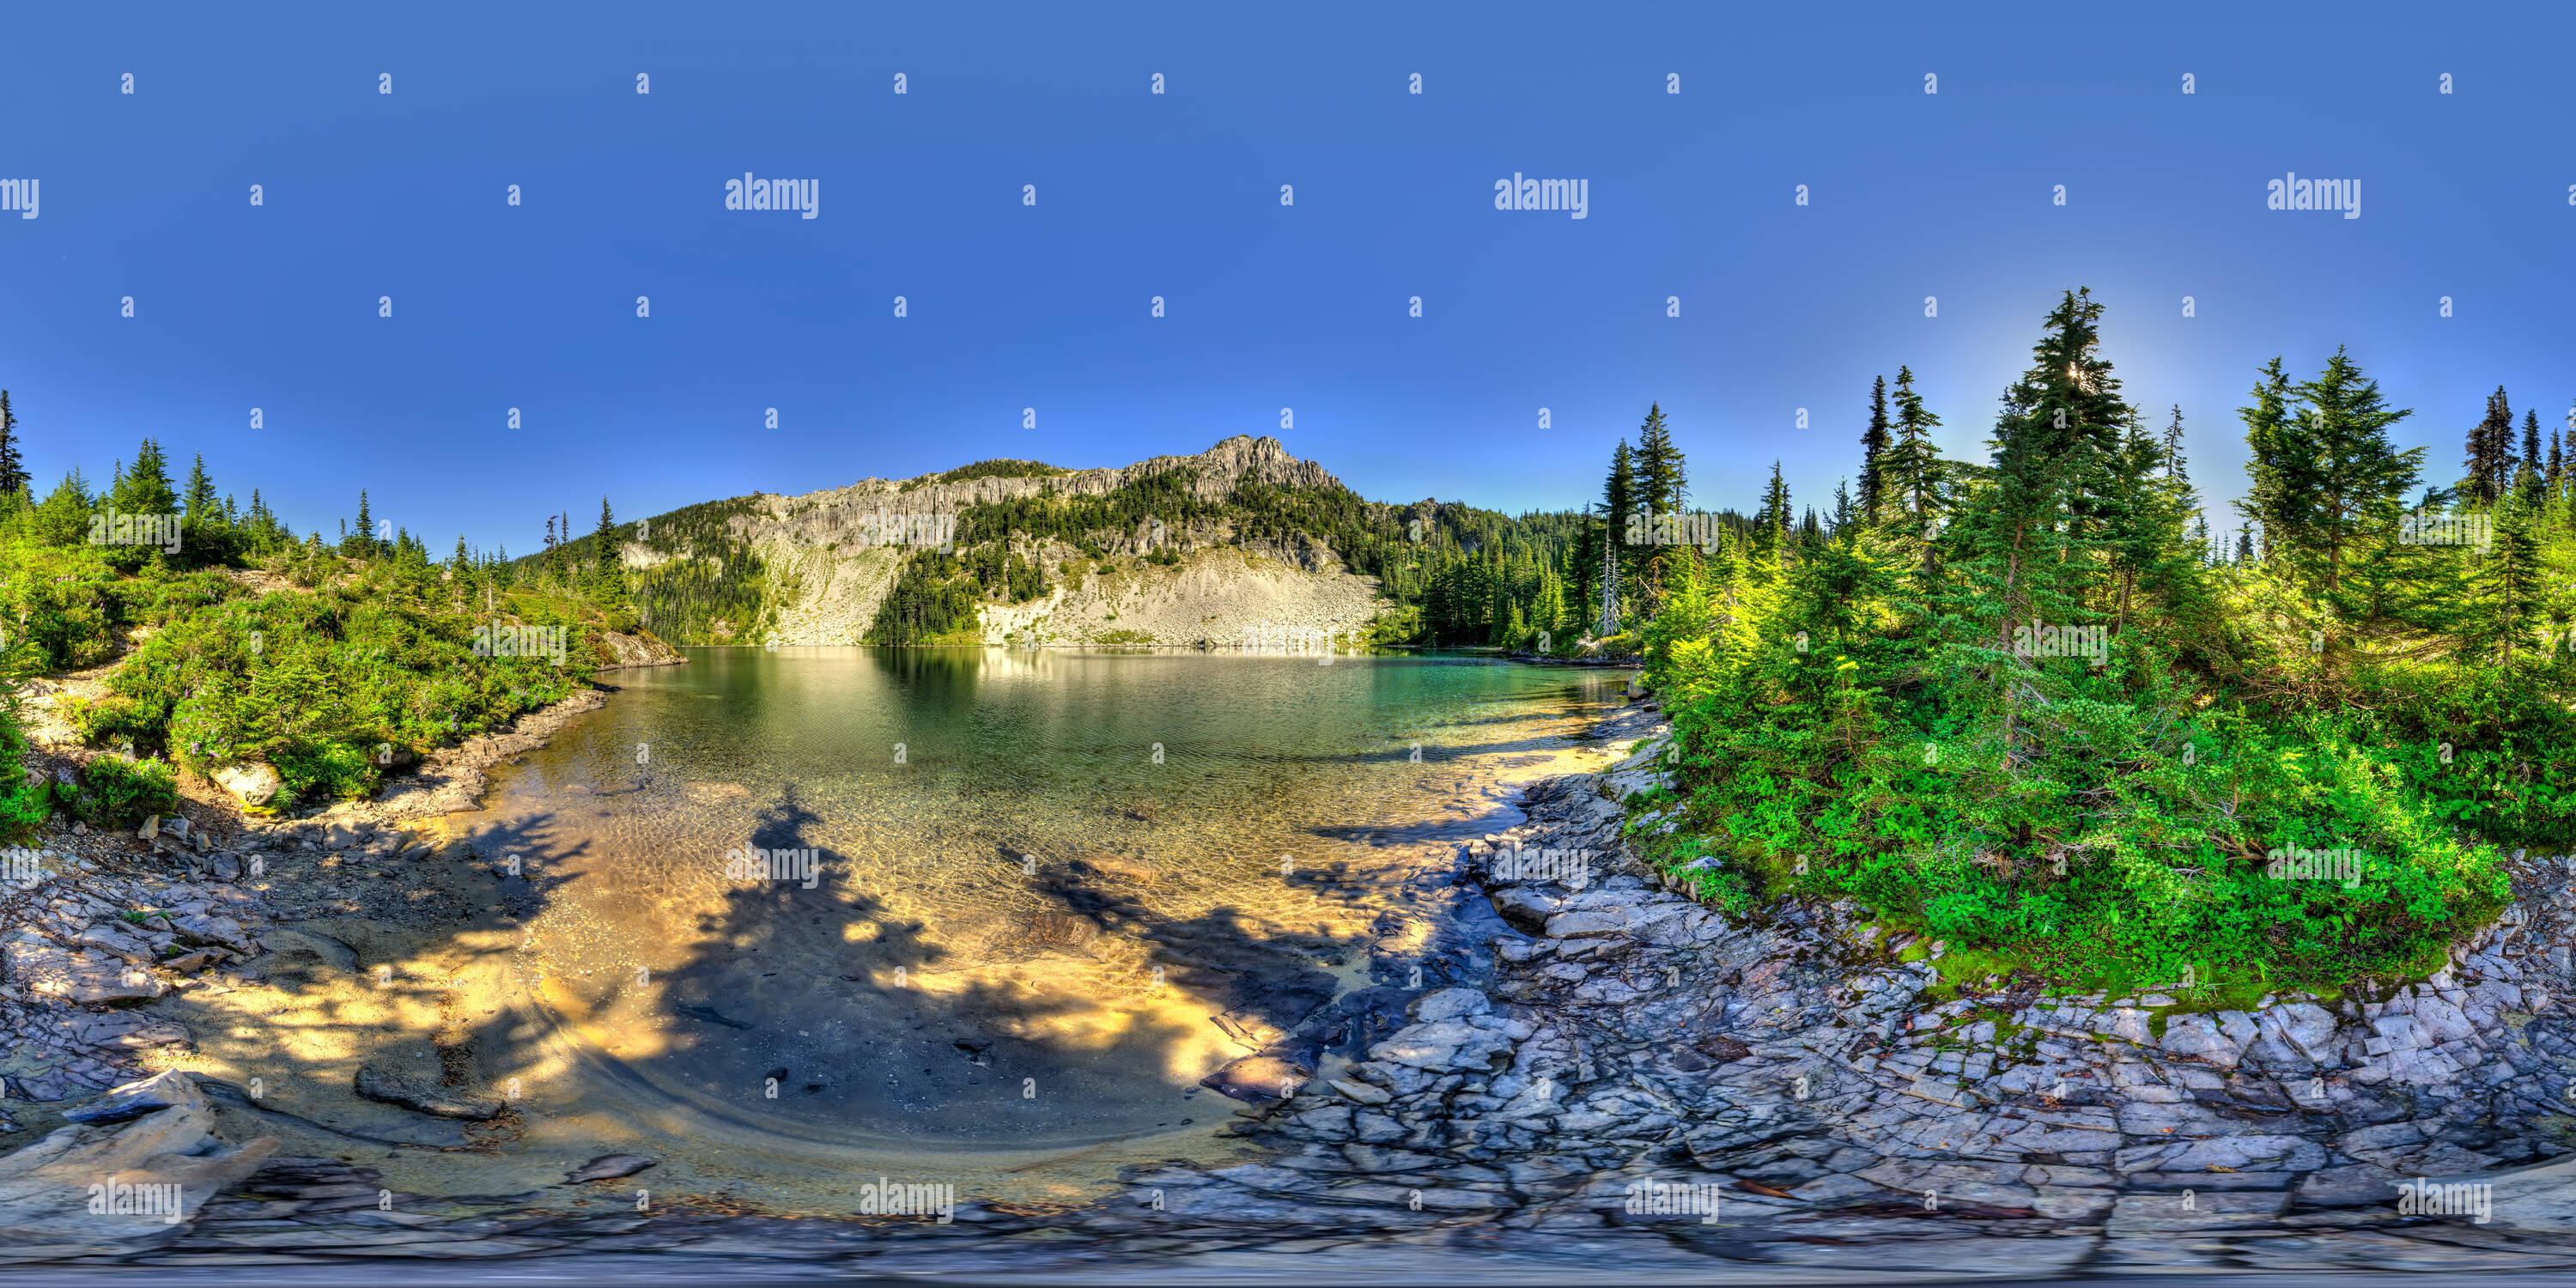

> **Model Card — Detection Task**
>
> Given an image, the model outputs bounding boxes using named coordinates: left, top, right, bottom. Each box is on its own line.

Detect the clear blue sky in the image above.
left=3, top=2, right=2570, bottom=554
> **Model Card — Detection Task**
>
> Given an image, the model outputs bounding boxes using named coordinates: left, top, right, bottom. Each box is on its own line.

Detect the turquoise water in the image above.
left=468, top=647, right=1629, bottom=1148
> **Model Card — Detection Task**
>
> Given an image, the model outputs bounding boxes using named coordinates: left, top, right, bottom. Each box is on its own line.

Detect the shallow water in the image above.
left=460, top=647, right=1631, bottom=1176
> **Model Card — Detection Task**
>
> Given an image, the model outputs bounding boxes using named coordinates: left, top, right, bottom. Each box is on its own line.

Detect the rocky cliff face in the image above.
left=694, top=436, right=1387, bottom=646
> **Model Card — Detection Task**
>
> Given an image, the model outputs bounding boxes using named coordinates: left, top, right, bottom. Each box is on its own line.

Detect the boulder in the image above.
left=1200, top=1048, right=1316, bottom=1103
left=0, top=1071, right=276, bottom=1258
left=211, top=762, right=281, bottom=808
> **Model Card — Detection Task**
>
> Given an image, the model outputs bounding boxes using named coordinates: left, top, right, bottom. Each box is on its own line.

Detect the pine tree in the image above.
left=2464, top=386, right=2514, bottom=507
left=1879, top=365, right=1947, bottom=562
left=352, top=489, right=377, bottom=557
left=31, top=469, right=91, bottom=544
left=2242, top=348, right=2421, bottom=645
left=1634, top=404, right=1685, bottom=517
left=0, top=389, right=24, bottom=497
left=1600, top=441, right=1637, bottom=634
left=109, top=439, right=178, bottom=517
left=1856, top=375, right=1891, bottom=521
left=1753, top=461, right=1792, bottom=561
left=2550, top=428, right=2566, bottom=496
left=2522, top=410, right=2546, bottom=503
left=2161, top=405, right=2188, bottom=479
left=183, top=453, right=219, bottom=522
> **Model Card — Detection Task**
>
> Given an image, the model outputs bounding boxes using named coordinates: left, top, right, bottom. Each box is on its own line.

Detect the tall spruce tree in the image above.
left=1600, top=440, right=1637, bottom=634
left=2241, top=348, right=2421, bottom=647
left=1878, top=365, right=1947, bottom=573
left=1634, top=404, right=1685, bottom=518
left=2522, top=410, right=2546, bottom=503
left=1753, top=461, right=1792, bottom=561
left=0, top=389, right=23, bottom=497
left=1856, top=376, right=1891, bottom=521
left=2464, top=386, right=2513, bottom=507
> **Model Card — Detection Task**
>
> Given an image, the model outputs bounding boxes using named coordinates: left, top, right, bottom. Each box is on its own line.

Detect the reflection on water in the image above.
left=468, top=647, right=1630, bottom=1151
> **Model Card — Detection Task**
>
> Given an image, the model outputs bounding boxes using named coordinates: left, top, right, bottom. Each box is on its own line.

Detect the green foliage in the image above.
left=69, top=587, right=586, bottom=808
left=1634, top=289, right=2528, bottom=997
left=70, top=754, right=179, bottom=829
left=920, top=458, right=1069, bottom=488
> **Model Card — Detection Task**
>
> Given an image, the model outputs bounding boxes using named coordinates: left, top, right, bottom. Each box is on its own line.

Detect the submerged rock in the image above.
left=562, top=1153, right=659, bottom=1184
left=353, top=1065, right=503, bottom=1121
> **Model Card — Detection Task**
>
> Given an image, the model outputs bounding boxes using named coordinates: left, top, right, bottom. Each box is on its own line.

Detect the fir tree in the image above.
left=1878, top=364, right=1947, bottom=573
left=183, top=453, right=220, bottom=522
left=1634, top=404, right=1686, bottom=517
left=352, top=489, right=377, bottom=557
left=109, top=438, right=178, bottom=517
left=0, top=389, right=24, bottom=497
left=1600, top=440, right=1637, bottom=634
left=2522, top=409, right=2545, bottom=503
left=1856, top=375, right=1890, bottom=521
left=2464, top=386, right=2513, bottom=507
left=1753, top=461, right=1792, bottom=560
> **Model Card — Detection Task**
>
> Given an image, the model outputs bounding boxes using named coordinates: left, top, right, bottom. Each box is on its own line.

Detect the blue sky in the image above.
left=4, top=2, right=2571, bottom=553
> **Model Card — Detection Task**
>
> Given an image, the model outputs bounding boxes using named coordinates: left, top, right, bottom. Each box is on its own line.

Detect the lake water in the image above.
left=458, top=647, right=1631, bottom=1182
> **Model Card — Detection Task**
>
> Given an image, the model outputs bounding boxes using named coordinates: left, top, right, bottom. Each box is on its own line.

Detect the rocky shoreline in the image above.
left=13, top=692, right=2576, bottom=1273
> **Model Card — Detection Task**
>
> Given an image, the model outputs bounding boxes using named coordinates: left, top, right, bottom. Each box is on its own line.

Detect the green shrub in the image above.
left=73, top=754, right=179, bottom=829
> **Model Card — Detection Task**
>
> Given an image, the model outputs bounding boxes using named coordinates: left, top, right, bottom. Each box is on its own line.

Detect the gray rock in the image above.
left=4, top=939, right=166, bottom=1003
left=562, top=1153, right=658, bottom=1184
left=353, top=1066, right=503, bottom=1120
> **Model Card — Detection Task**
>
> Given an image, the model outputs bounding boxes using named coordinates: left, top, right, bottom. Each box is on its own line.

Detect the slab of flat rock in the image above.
left=4, top=938, right=167, bottom=1003
left=0, top=1071, right=276, bottom=1261
left=1200, top=1052, right=1315, bottom=1103
left=562, top=1153, right=658, bottom=1184
left=353, top=1066, right=503, bottom=1121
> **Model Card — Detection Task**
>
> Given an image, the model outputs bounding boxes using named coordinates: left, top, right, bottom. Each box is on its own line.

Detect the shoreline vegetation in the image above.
left=0, top=282, right=2558, bottom=1024
left=1614, top=289, right=2555, bottom=1003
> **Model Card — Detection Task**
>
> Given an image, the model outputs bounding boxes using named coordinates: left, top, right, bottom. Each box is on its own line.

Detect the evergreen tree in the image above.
left=1600, top=440, right=1637, bottom=634
left=1753, top=461, right=1792, bottom=560
left=108, top=438, right=178, bottom=517
left=1856, top=375, right=1891, bottom=521
left=1878, top=365, right=1947, bottom=575
left=592, top=497, right=621, bottom=598
left=351, top=489, right=377, bottom=557
left=183, top=453, right=219, bottom=521
left=2522, top=409, right=2546, bottom=503
left=2240, top=348, right=2421, bottom=649
left=2464, top=386, right=2513, bottom=507
left=1634, top=404, right=1686, bottom=517
left=0, top=389, right=23, bottom=497
left=31, top=469, right=91, bottom=544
